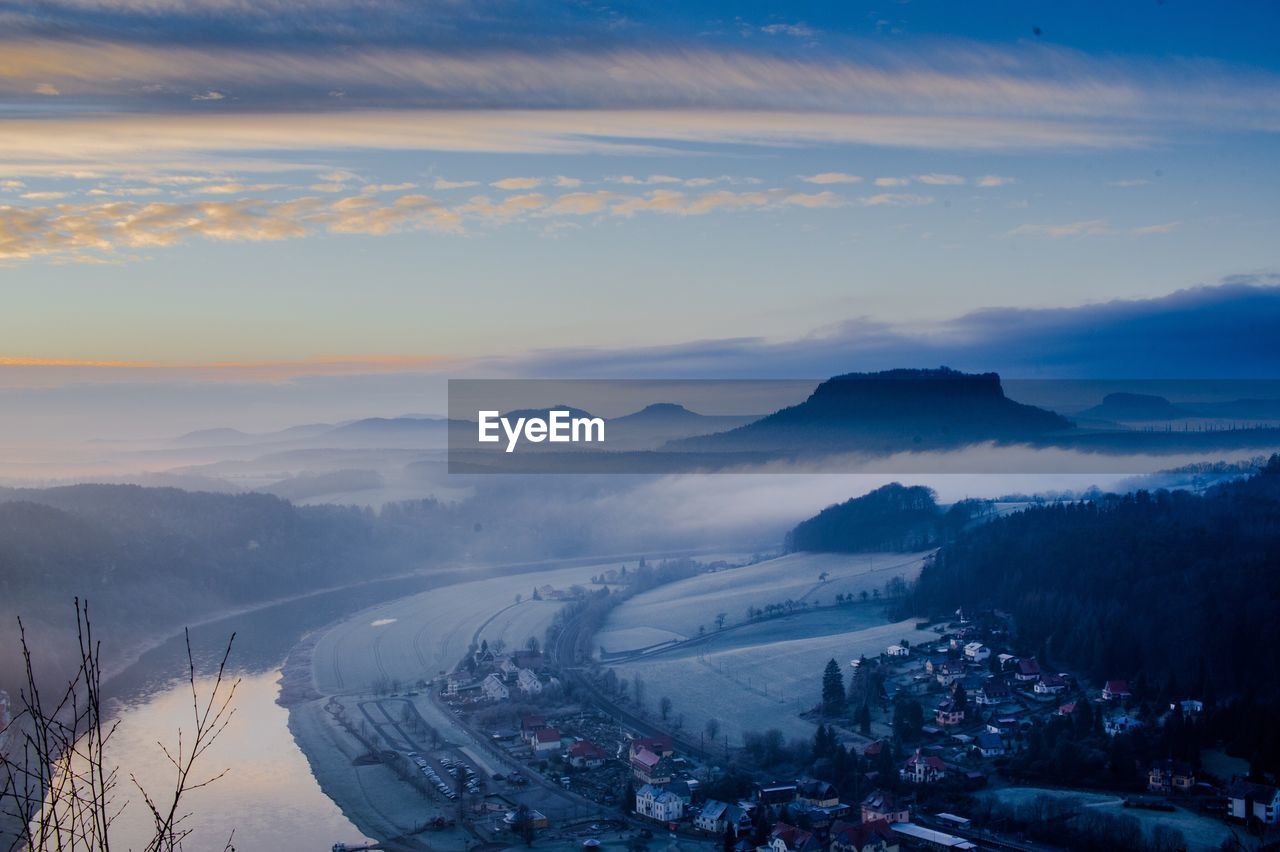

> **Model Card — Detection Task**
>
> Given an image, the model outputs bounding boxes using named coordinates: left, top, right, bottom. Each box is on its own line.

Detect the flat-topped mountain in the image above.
left=667, top=367, right=1073, bottom=453
left=1078, top=392, right=1192, bottom=422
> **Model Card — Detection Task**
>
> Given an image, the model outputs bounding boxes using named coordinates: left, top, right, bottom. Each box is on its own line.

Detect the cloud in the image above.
left=460, top=192, right=548, bottom=220
left=2, top=37, right=1273, bottom=145
left=915, top=173, right=966, bottom=185
left=491, top=177, right=542, bottom=190
left=781, top=191, right=845, bottom=208
left=857, top=193, right=934, bottom=207
left=87, top=186, right=164, bottom=197
left=191, top=89, right=226, bottom=101
left=800, top=172, right=861, bottom=185
left=683, top=176, right=761, bottom=187
left=0, top=192, right=462, bottom=260
left=552, top=176, right=582, bottom=188
left=611, top=175, right=684, bottom=185
left=873, top=177, right=910, bottom=187
left=759, top=23, right=816, bottom=38
left=1007, top=219, right=1176, bottom=238
left=541, top=191, right=618, bottom=216
left=519, top=278, right=1280, bottom=380
left=1109, top=178, right=1151, bottom=187
left=34, top=83, right=61, bottom=96
left=433, top=178, right=479, bottom=190
left=608, top=188, right=836, bottom=218
left=1007, top=218, right=1111, bottom=238
left=1131, top=221, right=1180, bottom=235
left=194, top=182, right=283, bottom=194
left=976, top=175, right=1016, bottom=187
left=19, top=191, right=69, bottom=200
left=360, top=182, right=418, bottom=193
left=0, top=111, right=1146, bottom=182
left=0, top=178, right=863, bottom=263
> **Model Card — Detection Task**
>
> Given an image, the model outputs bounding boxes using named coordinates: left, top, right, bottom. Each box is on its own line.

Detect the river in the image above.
left=94, top=571, right=458, bottom=851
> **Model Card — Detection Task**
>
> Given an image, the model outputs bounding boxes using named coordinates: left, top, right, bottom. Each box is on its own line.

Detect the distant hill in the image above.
left=1078, top=393, right=1280, bottom=423
left=326, top=416, right=452, bottom=437
left=1192, top=398, right=1280, bottom=421
left=668, top=368, right=1073, bottom=454
left=173, top=426, right=255, bottom=445
left=1078, top=392, right=1192, bottom=422
left=786, top=483, right=992, bottom=553
left=501, top=406, right=596, bottom=422
left=606, top=403, right=761, bottom=450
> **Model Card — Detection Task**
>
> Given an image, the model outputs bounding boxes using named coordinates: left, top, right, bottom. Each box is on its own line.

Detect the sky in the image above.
left=1, top=0, right=1279, bottom=427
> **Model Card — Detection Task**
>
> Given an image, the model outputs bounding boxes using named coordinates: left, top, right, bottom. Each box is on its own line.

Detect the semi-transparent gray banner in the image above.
left=447, top=375, right=1280, bottom=473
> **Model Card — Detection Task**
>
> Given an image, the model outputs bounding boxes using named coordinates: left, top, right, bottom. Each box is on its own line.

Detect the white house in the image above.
left=886, top=644, right=910, bottom=658
left=636, top=784, right=683, bottom=823
left=516, top=668, right=543, bottom=695
left=1227, top=780, right=1280, bottom=824
left=695, top=800, right=729, bottom=833
left=900, top=750, right=946, bottom=784
left=1033, top=674, right=1068, bottom=695
left=531, top=727, right=562, bottom=755
left=963, top=642, right=990, bottom=663
left=482, top=673, right=509, bottom=702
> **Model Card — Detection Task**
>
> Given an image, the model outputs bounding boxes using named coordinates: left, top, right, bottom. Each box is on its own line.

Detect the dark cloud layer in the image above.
left=520, top=277, right=1280, bottom=380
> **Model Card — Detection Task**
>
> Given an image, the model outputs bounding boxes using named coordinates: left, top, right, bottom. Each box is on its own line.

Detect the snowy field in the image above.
left=596, top=551, right=929, bottom=654
left=312, top=560, right=618, bottom=694
left=609, top=612, right=921, bottom=745
left=309, top=550, right=755, bottom=694
left=982, top=787, right=1232, bottom=851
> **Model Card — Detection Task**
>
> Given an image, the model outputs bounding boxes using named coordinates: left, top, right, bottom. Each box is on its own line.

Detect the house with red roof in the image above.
left=630, top=735, right=674, bottom=758
left=530, top=727, right=562, bottom=756
left=630, top=746, right=673, bottom=785
left=830, top=820, right=899, bottom=852
left=568, top=740, right=608, bottom=768
left=900, top=750, right=947, bottom=784
left=1014, top=657, right=1041, bottom=682
left=766, top=822, right=820, bottom=852
left=1102, top=680, right=1132, bottom=701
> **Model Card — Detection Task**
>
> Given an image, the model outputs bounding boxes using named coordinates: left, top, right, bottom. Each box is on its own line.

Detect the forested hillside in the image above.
left=907, top=456, right=1280, bottom=702
left=785, top=483, right=991, bottom=552
left=0, top=481, right=613, bottom=685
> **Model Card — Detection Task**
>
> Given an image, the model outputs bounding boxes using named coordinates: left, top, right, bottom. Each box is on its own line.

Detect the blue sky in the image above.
left=1, top=0, right=1278, bottom=400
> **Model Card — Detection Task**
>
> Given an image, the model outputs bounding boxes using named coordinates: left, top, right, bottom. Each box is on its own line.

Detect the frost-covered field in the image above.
left=596, top=551, right=929, bottom=653
left=609, top=613, right=920, bottom=744
left=309, top=550, right=757, bottom=694
left=311, top=560, right=617, bottom=694
left=982, top=787, right=1231, bottom=851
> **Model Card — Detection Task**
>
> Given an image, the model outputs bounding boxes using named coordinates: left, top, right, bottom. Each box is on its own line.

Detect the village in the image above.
left=416, top=585, right=1277, bottom=852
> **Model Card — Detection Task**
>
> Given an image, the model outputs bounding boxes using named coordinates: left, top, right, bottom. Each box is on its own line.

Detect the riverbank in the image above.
left=286, top=550, right=752, bottom=850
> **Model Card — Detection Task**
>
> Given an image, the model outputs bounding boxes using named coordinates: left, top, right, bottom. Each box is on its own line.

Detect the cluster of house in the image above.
left=512, top=713, right=613, bottom=770
left=445, top=647, right=558, bottom=704
left=890, top=614, right=1192, bottom=774
left=636, top=777, right=975, bottom=852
